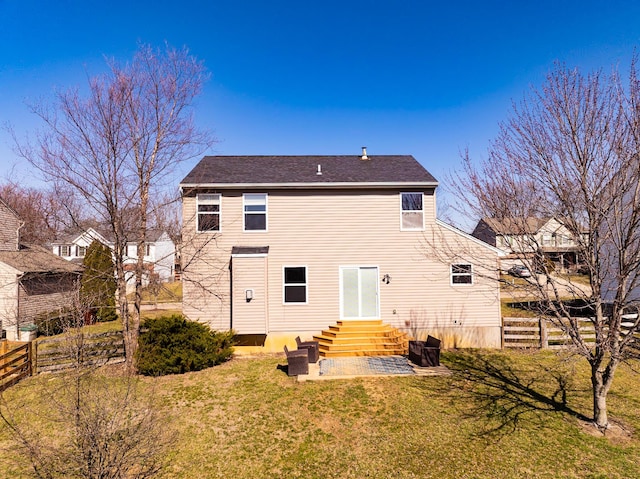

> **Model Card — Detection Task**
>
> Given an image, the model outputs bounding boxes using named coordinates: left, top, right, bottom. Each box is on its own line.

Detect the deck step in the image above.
left=314, top=321, right=409, bottom=357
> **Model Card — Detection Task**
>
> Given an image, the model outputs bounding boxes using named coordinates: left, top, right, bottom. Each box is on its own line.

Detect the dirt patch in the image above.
left=578, top=419, right=634, bottom=445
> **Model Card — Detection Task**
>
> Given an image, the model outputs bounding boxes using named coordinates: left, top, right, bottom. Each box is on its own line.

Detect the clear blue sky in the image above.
left=1, top=0, right=639, bottom=225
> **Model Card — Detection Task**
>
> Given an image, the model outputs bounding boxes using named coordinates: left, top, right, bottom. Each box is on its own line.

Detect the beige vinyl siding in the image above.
left=182, top=188, right=500, bottom=346
left=0, top=263, right=19, bottom=331
left=231, top=255, right=268, bottom=334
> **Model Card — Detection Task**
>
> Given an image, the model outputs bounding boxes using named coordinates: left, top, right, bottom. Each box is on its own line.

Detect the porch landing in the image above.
left=297, top=355, right=451, bottom=382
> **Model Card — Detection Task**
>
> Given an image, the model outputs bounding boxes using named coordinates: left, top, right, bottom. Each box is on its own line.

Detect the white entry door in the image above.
left=340, top=266, right=379, bottom=319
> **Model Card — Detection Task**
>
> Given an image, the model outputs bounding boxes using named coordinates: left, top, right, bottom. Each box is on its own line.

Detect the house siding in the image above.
left=231, top=255, right=268, bottom=334
left=0, top=203, right=21, bottom=251
left=0, top=263, right=19, bottom=332
left=182, top=188, right=501, bottom=348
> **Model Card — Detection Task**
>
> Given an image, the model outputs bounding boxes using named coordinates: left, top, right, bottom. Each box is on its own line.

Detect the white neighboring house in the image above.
left=52, top=227, right=176, bottom=289
left=0, top=198, right=81, bottom=341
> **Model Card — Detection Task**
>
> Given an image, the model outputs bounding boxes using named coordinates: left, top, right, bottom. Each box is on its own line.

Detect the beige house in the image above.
left=0, top=198, right=81, bottom=341
left=180, top=151, right=502, bottom=350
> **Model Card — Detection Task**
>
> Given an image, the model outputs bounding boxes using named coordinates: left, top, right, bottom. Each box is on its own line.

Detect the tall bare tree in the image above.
left=15, top=43, right=213, bottom=368
left=0, top=182, right=79, bottom=245
left=454, top=60, right=640, bottom=430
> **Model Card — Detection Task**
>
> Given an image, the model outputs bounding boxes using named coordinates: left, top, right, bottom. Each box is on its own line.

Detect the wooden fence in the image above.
left=0, top=341, right=34, bottom=392
left=502, top=317, right=640, bottom=350
left=36, top=331, right=125, bottom=373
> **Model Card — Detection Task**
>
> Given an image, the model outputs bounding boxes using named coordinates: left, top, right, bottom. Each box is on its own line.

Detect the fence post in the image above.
left=0, top=340, right=6, bottom=375
left=540, top=318, right=548, bottom=349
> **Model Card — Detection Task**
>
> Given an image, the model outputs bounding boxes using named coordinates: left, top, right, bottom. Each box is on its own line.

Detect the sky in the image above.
left=1, top=0, right=640, bottom=228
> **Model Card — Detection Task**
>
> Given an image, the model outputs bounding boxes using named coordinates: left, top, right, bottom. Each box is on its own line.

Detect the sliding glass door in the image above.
left=340, top=266, right=379, bottom=319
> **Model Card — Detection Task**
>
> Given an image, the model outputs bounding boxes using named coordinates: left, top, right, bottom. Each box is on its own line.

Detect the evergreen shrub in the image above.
left=80, top=240, right=117, bottom=322
left=136, top=314, right=235, bottom=376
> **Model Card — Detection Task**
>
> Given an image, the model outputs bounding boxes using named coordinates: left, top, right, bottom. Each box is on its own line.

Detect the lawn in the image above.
left=127, top=280, right=183, bottom=304
left=2, top=349, right=640, bottom=478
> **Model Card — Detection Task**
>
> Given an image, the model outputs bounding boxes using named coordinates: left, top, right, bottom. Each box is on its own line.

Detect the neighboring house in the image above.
left=51, top=227, right=111, bottom=264
left=52, top=227, right=176, bottom=287
left=0, top=198, right=81, bottom=341
left=180, top=151, right=502, bottom=350
left=472, top=216, right=587, bottom=273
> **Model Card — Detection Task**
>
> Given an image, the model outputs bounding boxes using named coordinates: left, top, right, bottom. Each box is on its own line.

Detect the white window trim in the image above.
left=451, top=263, right=473, bottom=286
left=282, top=265, right=308, bottom=305
left=196, top=193, right=222, bottom=233
left=243, top=193, right=268, bottom=232
left=400, top=192, right=425, bottom=231
left=339, top=265, right=380, bottom=320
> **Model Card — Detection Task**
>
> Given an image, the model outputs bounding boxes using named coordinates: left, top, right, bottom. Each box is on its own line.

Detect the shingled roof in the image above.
left=0, top=244, right=83, bottom=274
left=180, top=155, right=438, bottom=188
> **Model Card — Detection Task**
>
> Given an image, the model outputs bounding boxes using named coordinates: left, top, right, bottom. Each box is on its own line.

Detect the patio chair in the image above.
left=408, top=335, right=441, bottom=367
left=295, top=336, right=320, bottom=363
left=284, top=345, right=309, bottom=376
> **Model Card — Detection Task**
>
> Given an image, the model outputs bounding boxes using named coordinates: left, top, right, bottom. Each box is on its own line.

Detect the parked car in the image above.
left=508, top=265, right=532, bottom=278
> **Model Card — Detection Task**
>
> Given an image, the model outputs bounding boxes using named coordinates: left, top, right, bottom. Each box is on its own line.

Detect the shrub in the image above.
left=80, top=240, right=117, bottom=323
left=136, top=314, right=235, bottom=376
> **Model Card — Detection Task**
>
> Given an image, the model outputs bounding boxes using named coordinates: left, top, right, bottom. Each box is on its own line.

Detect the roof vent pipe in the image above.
left=361, top=146, right=368, bottom=160
left=317, top=164, right=322, bottom=175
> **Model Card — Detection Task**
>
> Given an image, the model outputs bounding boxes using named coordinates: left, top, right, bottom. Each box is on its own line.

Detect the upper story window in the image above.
left=197, top=194, right=221, bottom=232
left=401, top=192, right=424, bottom=230
left=451, top=263, right=473, bottom=285
left=283, top=266, right=307, bottom=304
left=76, top=245, right=87, bottom=257
left=59, top=245, right=71, bottom=257
left=145, top=244, right=152, bottom=256
left=244, top=193, right=267, bottom=231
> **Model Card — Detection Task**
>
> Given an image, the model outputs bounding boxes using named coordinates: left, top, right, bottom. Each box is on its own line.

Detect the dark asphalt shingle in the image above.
left=180, top=155, right=438, bottom=186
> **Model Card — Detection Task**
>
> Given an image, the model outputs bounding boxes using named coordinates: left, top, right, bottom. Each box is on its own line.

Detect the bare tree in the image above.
left=453, top=59, right=640, bottom=430
left=15, top=43, right=214, bottom=368
left=0, top=182, right=79, bottom=245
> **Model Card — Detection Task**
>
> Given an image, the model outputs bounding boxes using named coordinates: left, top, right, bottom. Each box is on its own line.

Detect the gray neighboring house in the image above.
left=472, top=216, right=587, bottom=273
left=0, top=198, right=81, bottom=341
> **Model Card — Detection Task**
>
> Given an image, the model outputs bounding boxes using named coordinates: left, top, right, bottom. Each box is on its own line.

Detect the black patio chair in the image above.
left=295, top=336, right=320, bottom=363
left=408, top=335, right=441, bottom=367
left=284, top=345, right=309, bottom=376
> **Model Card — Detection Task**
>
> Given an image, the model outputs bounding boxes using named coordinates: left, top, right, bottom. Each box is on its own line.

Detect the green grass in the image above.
left=2, top=350, right=640, bottom=478
left=128, top=281, right=183, bottom=303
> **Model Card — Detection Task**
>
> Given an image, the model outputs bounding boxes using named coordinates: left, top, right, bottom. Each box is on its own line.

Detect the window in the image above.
left=284, top=266, right=307, bottom=303
left=451, top=264, right=473, bottom=285
left=145, top=244, right=151, bottom=256
left=59, top=245, right=71, bottom=257
left=401, top=192, right=424, bottom=230
left=244, top=193, right=267, bottom=231
left=197, top=194, right=221, bottom=232
left=76, top=245, right=87, bottom=257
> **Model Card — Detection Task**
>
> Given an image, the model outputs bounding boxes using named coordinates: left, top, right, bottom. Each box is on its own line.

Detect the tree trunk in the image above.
left=591, top=361, right=617, bottom=430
